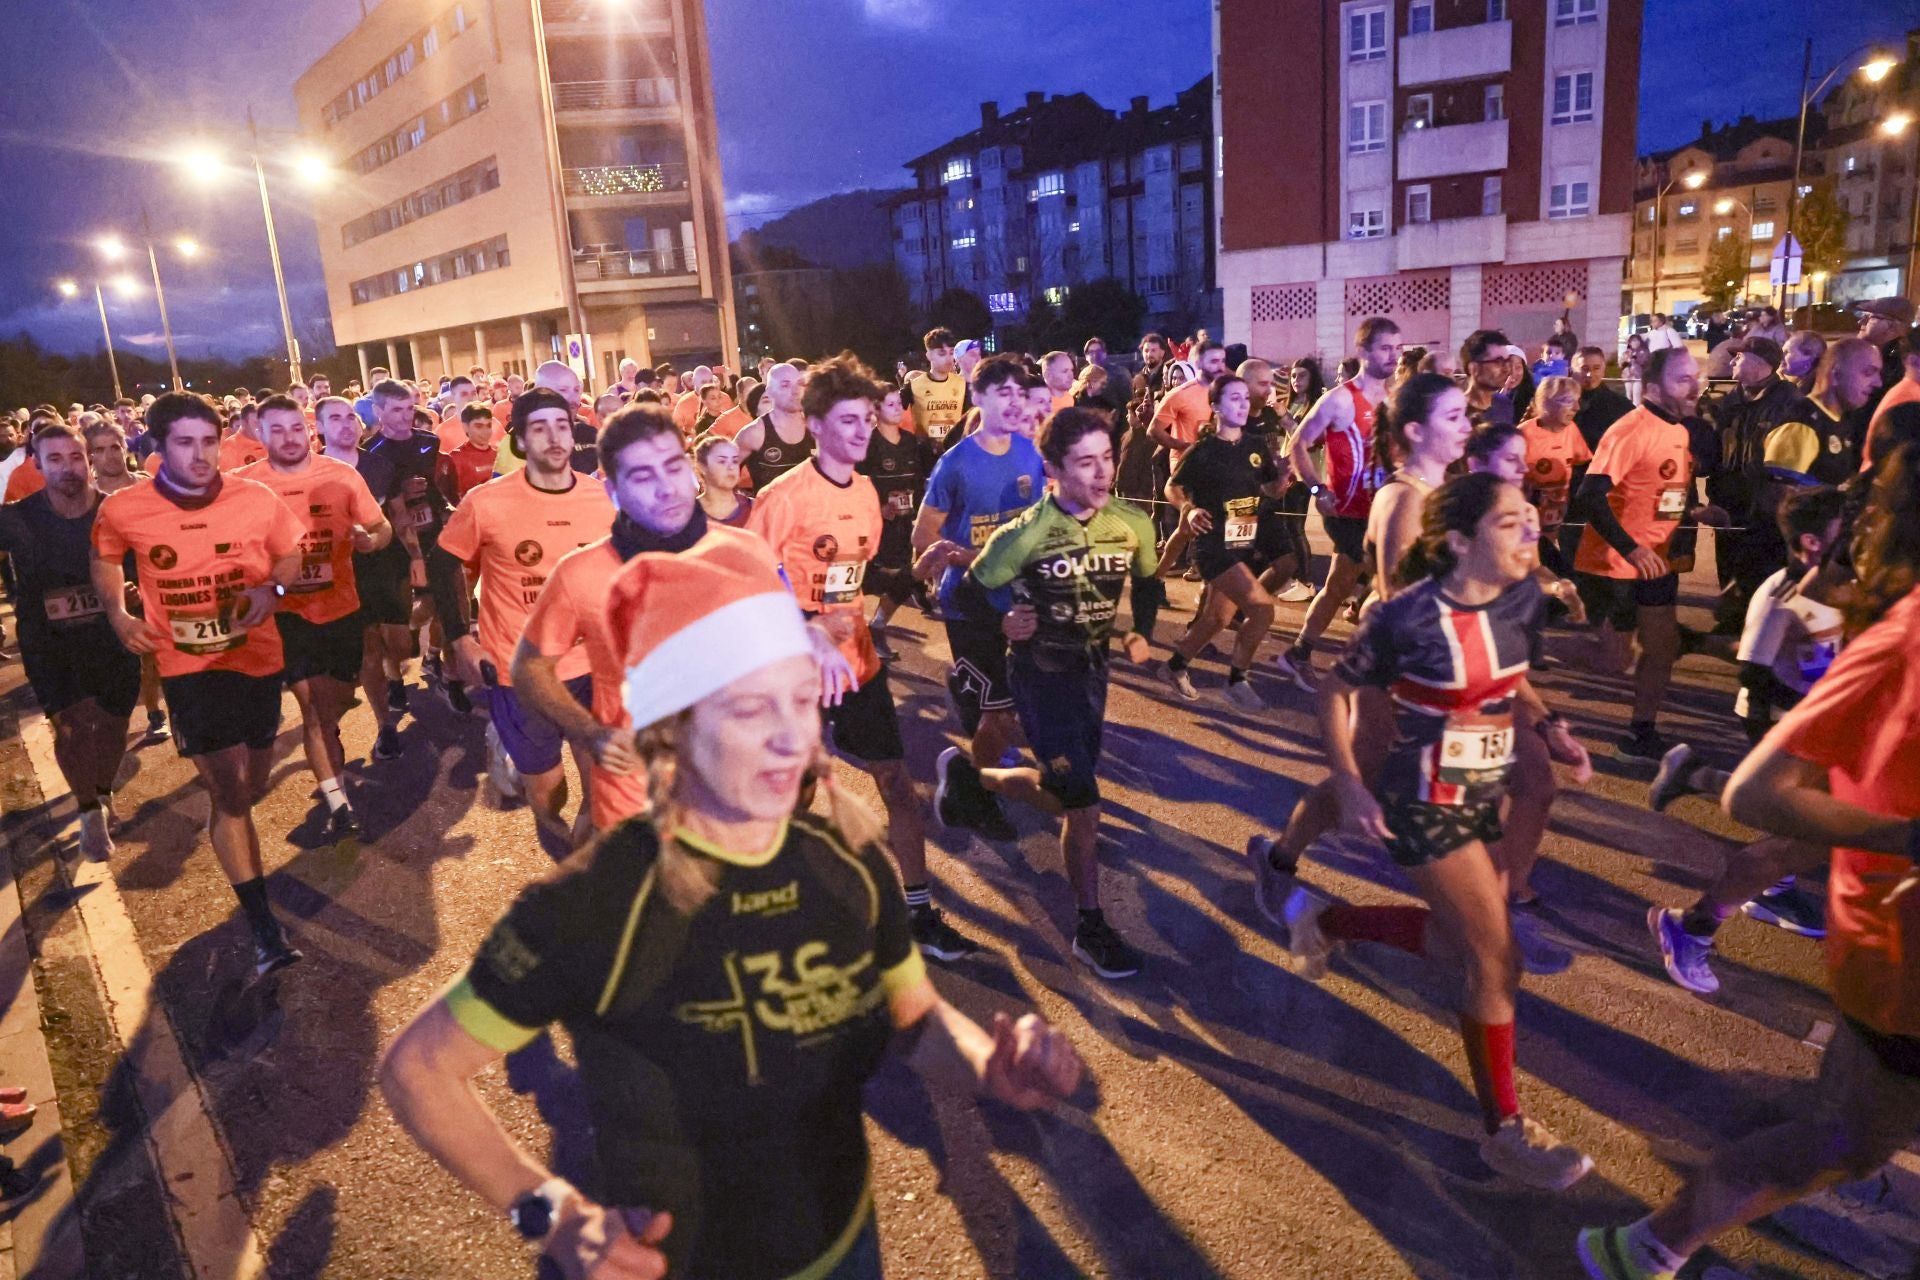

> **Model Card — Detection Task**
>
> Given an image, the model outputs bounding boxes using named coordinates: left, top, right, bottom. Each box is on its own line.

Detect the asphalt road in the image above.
left=11, top=540, right=1920, bottom=1280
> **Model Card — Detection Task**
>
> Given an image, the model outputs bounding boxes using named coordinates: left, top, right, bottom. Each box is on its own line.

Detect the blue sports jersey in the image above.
left=922, top=432, right=1046, bottom=612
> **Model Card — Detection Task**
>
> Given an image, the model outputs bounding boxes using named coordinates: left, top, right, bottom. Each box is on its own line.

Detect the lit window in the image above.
left=1716, top=226, right=1731, bottom=239
left=1406, top=185, right=1431, bottom=224
left=987, top=292, right=1018, bottom=314
left=1348, top=101, right=1387, bottom=154
left=1553, top=0, right=1598, bottom=26
left=1752, top=219, right=1775, bottom=240
left=943, top=157, right=973, bottom=183
left=951, top=232, right=976, bottom=249
left=1408, top=1, right=1433, bottom=34
left=1406, top=94, right=1434, bottom=129
left=1044, top=286, right=1067, bottom=305
left=1347, top=7, right=1386, bottom=62
left=1035, top=172, right=1065, bottom=197
left=1068, top=220, right=1081, bottom=232
left=1551, top=72, right=1594, bottom=125
left=1348, top=207, right=1386, bottom=239
left=1677, top=202, right=1696, bottom=216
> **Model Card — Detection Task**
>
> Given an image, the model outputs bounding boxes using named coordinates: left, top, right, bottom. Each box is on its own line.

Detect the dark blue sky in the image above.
left=1, top=0, right=1916, bottom=361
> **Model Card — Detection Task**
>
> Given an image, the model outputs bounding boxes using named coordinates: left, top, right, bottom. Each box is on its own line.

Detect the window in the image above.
left=1551, top=72, right=1594, bottom=125
left=1487, top=0, right=1507, bottom=18
left=1035, top=172, right=1065, bottom=197
left=951, top=232, right=976, bottom=249
left=1348, top=206, right=1386, bottom=239
left=1347, top=7, right=1386, bottom=62
left=1482, top=175, right=1503, bottom=216
left=320, top=2, right=480, bottom=129
left=1676, top=236, right=1698, bottom=253
left=347, top=78, right=489, bottom=175
left=1043, top=286, right=1068, bottom=305
left=1548, top=178, right=1591, bottom=219
left=1484, top=83, right=1505, bottom=122
left=1406, top=94, right=1434, bottom=129
left=342, top=155, right=502, bottom=248
left=349, top=234, right=508, bottom=305
left=987, top=292, right=1018, bottom=314
left=1408, top=1, right=1433, bottom=34
left=1068, top=220, right=1081, bottom=232
left=1179, top=141, right=1203, bottom=172
left=1752, top=219, right=1775, bottom=240
left=942, top=157, right=973, bottom=183
left=1553, top=0, right=1598, bottom=25
left=1844, top=154, right=1857, bottom=173
left=1716, top=225, right=1731, bottom=240
left=1348, top=101, right=1386, bottom=153
left=1406, top=185, right=1431, bottom=224
left=1677, top=202, right=1696, bottom=217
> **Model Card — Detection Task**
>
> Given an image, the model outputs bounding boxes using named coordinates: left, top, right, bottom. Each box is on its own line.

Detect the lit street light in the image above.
left=95, top=234, right=127, bottom=262
left=55, top=275, right=138, bottom=399
left=1789, top=41, right=1901, bottom=247
left=1651, top=170, right=1706, bottom=314
left=175, top=236, right=200, bottom=259
left=55, top=280, right=78, bottom=299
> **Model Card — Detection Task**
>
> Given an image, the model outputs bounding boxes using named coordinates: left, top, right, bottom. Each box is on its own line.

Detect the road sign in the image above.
left=1770, top=234, right=1803, bottom=288
left=563, top=332, right=594, bottom=384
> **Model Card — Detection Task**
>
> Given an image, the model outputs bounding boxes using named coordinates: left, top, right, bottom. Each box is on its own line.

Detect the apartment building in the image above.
left=1216, top=0, right=1640, bottom=365
left=1816, top=28, right=1920, bottom=306
left=888, top=81, right=1218, bottom=342
left=294, top=0, right=735, bottom=390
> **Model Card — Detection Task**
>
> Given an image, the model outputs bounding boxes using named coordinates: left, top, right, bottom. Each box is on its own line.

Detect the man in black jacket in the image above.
left=1704, top=336, right=1799, bottom=627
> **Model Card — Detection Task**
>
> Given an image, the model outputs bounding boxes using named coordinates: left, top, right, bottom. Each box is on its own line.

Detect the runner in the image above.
left=91, top=392, right=307, bottom=977
left=1271, top=472, right=1594, bottom=1189
left=1575, top=442, right=1920, bottom=1280
left=734, top=362, right=814, bottom=492
left=938, top=407, right=1164, bottom=977
left=436, top=402, right=499, bottom=505
left=0, top=424, right=142, bottom=859
left=238, top=395, right=392, bottom=840
left=430, top=388, right=614, bottom=859
left=1149, top=341, right=1229, bottom=576
left=362, top=378, right=448, bottom=759
left=1275, top=317, right=1401, bottom=690
left=750, top=355, right=978, bottom=960
left=1518, top=375, right=1591, bottom=576
left=1159, top=374, right=1284, bottom=708
left=857, top=382, right=937, bottom=657
left=219, top=402, right=266, bottom=472
left=82, top=420, right=166, bottom=740
left=912, top=354, right=1049, bottom=842
left=691, top=432, right=752, bottom=527
left=382, top=538, right=1080, bottom=1280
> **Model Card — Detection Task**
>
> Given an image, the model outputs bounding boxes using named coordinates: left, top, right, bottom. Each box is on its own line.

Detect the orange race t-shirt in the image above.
left=436, top=470, right=614, bottom=685
left=710, top=405, right=752, bottom=439
left=525, top=524, right=778, bottom=830
left=219, top=432, right=266, bottom=472
left=672, top=391, right=703, bottom=435
left=92, top=475, right=305, bottom=678
left=746, top=460, right=883, bottom=683
left=1772, top=585, right=1920, bottom=1037
left=235, top=456, right=385, bottom=624
left=1152, top=380, right=1213, bottom=450
left=1520, top=418, right=1593, bottom=532
left=5, top=457, right=44, bottom=503
left=1868, top=377, right=1920, bottom=461
left=1573, top=406, right=1694, bottom=579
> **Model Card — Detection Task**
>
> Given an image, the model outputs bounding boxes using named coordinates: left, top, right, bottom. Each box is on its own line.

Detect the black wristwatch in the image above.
left=509, top=1178, right=573, bottom=1241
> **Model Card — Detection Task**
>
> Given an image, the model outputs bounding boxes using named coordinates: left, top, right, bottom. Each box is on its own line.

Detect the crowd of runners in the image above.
left=2, top=294, right=1917, bottom=1279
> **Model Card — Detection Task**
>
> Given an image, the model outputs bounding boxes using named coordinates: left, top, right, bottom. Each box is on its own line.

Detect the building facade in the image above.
left=1216, top=0, right=1640, bottom=366
left=887, top=81, right=1218, bottom=342
left=294, top=0, right=735, bottom=390
left=1814, top=29, right=1920, bottom=307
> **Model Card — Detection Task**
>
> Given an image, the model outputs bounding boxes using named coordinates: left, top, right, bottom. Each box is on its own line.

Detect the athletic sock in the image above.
left=233, top=877, right=279, bottom=942
left=1266, top=845, right=1297, bottom=875
left=1077, top=906, right=1105, bottom=931
left=903, top=883, right=931, bottom=912
left=1679, top=896, right=1732, bottom=938
left=1167, top=652, right=1190, bottom=673
left=1623, top=1218, right=1689, bottom=1275
left=1459, top=1016, right=1520, bottom=1134
left=1319, top=904, right=1427, bottom=954
left=1228, top=666, right=1247, bottom=684
left=318, top=777, right=349, bottom=812
left=1287, top=640, right=1311, bottom=663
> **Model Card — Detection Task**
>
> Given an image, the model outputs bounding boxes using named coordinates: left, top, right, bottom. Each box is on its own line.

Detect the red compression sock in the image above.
left=1459, top=1016, right=1520, bottom=1133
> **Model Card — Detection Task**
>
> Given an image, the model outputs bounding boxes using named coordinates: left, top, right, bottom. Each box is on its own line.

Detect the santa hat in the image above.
left=606, top=538, right=812, bottom=733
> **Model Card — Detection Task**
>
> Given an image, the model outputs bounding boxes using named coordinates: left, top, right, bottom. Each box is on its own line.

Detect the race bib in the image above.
left=1655, top=486, right=1687, bottom=521
left=1223, top=497, right=1260, bottom=549
left=926, top=420, right=950, bottom=441
left=822, top=560, right=866, bottom=607
left=44, top=584, right=104, bottom=625
left=293, top=553, right=335, bottom=593
left=1794, top=640, right=1835, bottom=686
left=1436, top=713, right=1515, bottom=797
left=169, top=608, right=247, bottom=656
left=409, top=500, right=435, bottom=528
left=884, top=489, right=915, bottom=520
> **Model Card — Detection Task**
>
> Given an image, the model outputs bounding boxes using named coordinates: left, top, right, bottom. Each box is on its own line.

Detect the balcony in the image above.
left=573, top=245, right=699, bottom=289
left=563, top=162, right=691, bottom=203
left=1398, top=20, right=1511, bottom=87
left=1398, top=118, right=1508, bottom=182
left=1397, top=213, right=1505, bottom=271
left=542, top=0, right=670, bottom=34
left=551, top=78, right=679, bottom=121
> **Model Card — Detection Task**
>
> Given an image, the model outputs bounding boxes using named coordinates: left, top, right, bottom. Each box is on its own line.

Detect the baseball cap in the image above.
left=1729, top=336, right=1784, bottom=370
left=1854, top=296, right=1916, bottom=326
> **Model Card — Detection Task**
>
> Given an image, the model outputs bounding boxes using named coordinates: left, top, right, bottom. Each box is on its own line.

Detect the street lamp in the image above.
left=56, top=274, right=140, bottom=400
left=1651, top=170, right=1706, bottom=315
left=1713, top=195, right=1756, bottom=304
left=1885, top=113, right=1920, bottom=298
left=1789, top=41, right=1901, bottom=240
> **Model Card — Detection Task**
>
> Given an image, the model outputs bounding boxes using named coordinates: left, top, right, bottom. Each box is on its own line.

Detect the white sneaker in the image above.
left=1222, top=678, right=1265, bottom=710
left=1275, top=579, right=1315, bottom=603
left=1281, top=886, right=1334, bottom=980
left=1247, top=835, right=1295, bottom=931
left=1160, top=662, right=1199, bottom=701
left=1478, top=1115, right=1593, bottom=1190
left=485, top=721, right=524, bottom=801
left=78, top=808, right=114, bottom=862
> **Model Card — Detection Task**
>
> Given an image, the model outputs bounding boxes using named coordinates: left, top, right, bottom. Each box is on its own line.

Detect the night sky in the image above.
left=1, top=0, right=1916, bottom=362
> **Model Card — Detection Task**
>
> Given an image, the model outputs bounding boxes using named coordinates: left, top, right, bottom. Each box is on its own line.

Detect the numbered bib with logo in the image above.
left=1656, top=486, right=1687, bottom=521
left=44, top=584, right=104, bottom=625
left=1223, top=497, right=1260, bottom=549
left=169, top=608, right=247, bottom=656
left=821, top=560, right=866, bottom=607
left=884, top=490, right=915, bottom=520
left=926, top=421, right=950, bottom=442
left=409, top=500, right=435, bottom=529
left=294, top=544, right=335, bottom=593
left=1436, top=713, right=1515, bottom=796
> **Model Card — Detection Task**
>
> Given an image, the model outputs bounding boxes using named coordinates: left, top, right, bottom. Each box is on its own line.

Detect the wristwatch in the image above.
left=508, top=1178, right=575, bottom=1241
left=271, top=583, right=287, bottom=599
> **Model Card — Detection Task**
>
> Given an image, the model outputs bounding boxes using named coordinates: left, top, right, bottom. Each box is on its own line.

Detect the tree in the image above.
left=1051, top=278, right=1148, bottom=353
left=1791, top=178, right=1849, bottom=299
left=828, top=264, right=919, bottom=373
left=1698, top=234, right=1749, bottom=312
left=927, top=288, right=994, bottom=345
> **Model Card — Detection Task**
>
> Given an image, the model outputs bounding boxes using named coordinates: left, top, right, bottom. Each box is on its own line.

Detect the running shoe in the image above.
left=143, top=709, right=171, bottom=742
left=0, top=1086, right=26, bottom=1105
left=0, top=1100, right=37, bottom=1138
left=1160, top=662, right=1199, bottom=701
left=1742, top=883, right=1826, bottom=938
left=1575, top=1226, right=1678, bottom=1280
left=1648, top=907, right=1719, bottom=995
left=445, top=680, right=473, bottom=716
left=1615, top=724, right=1669, bottom=763
left=1072, top=915, right=1143, bottom=979
left=1275, top=579, right=1315, bottom=603
left=1647, top=743, right=1697, bottom=812
left=77, top=808, right=113, bottom=863
left=910, top=905, right=979, bottom=961
left=386, top=679, right=409, bottom=716
left=1181, top=565, right=1203, bottom=582
left=484, top=721, right=523, bottom=799
left=1280, top=886, right=1334, bottom=980
left=1273, top=645, right=1318, bottom=694
left=869, top=630, right=896, bottom=663
left=1479, top=1115, right=1593, bottom=1190
left=372, top=724, right=404, bottom=763
left=974, top=793, right=1019, bottom=842
left=934, top=746, right=982, bottom=831
left=1246, top=835, right=1296, bottom=930
left=1512, top=913, right=1574, bottom=976
left=326, top=804, right=361, bottom=843
left=1222, top=678, right=1265, bottom=710
left=252, top=931, right=304, bottom=980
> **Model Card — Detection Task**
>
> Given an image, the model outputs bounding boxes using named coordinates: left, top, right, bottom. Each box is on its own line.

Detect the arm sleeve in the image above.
left=1169, top=443, right=1200, bottom=490
left=435, top=492, right=481, bottom=564
left=743, top=489, right=793, bottom=588
left=861, top=838, right=925, bottom=996
left=967, top=518, right=1025, bottom=591
left=0, top=508, right=20, bottom=554
left=1575, top=474, right=1639, bottom=558
left=921, top=449, right=960, bottom=519
left=427, top=543, right=473, bottom=640
left=1763, top=422, right=1820, bottom=476
left=1128, top=574, right=1164, bottom=640
left=90, top=503, right=128, bottom=558
left=346, top=471, right=384, bottom=526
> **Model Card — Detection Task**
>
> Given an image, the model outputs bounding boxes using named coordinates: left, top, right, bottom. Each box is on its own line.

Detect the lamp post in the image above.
left=106, top=216, right=200, bottom=392
left=1712, top=195, right=1755, bottom=304
left=57, top=275, right=139, bottom=401
left=1652, top=170, right=1706, bottom=316
left=1884, top=112, right=1919, bottom=301
left=1787, top=41, right=1897, bottom=245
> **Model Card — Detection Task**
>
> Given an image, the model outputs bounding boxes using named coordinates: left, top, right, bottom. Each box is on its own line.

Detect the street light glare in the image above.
left=96, top=234, right=127, bottom=261
left=1862, top=55, right=1897, bottom=83
left=110, top=273, right=140, bottom=298
left=56, top=280, right=79, bottom=298
left=1714, top=198, right=1732, bottom=214
left=178, top=143, right=228, bottom=183
left=291, top=149, right=335, bottom=190
left=1683, top=172, right=1706, bottom=190
left=175, top=236, right=201, bottom=258
left=1885, top=112, right=1915, bottom=137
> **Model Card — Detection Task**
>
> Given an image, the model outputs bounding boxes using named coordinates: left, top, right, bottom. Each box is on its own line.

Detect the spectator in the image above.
left=1644, top=313, right=1684, bottom=352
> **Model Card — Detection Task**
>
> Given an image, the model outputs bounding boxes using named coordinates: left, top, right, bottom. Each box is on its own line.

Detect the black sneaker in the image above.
left=1742, top=883, right=1827, bottom=938
left=386, top=679, right=409, bottom=716
left=974, top=793, right=1018, bottom=842
left=1616, top=724, right=1669, bottom=763
left=1648, top=743, right=1697, bottom=812
left=372, top=725, right=404, bottom=762
left=445, top=680, right=473, bottom=715
left=934, top=746, right=981, bottom=831
left=325, top=803, right=361, bottom=842
left=910, top=905, right=978, bottom=961
left=144, top=709, right=171, bottom=742
left=1072, top=915, right=1142, bottom=979
left=252, top=930, right=304, bottom=980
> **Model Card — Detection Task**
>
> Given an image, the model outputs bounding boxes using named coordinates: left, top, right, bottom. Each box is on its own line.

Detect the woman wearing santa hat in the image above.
left=378, top=535, right=1083, bottom=1280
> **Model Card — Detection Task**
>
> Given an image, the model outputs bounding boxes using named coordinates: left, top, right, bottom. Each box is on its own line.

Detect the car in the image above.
left=1788, top=303, right=1857, bottom=339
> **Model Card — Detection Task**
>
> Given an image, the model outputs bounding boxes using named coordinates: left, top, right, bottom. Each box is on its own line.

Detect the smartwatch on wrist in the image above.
left=271, top=583, right=287, bottom=600
left=508, top=1177, right=575, bottom=1242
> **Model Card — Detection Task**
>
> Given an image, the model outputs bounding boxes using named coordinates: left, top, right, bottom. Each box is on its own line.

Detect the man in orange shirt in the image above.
left=672, top=365, right=718, bottom=435
left=1869, top=330, right=1920, bottom=447
left=219, top=402, right=267, bottom=471
left=749, top=355, right=977, bottom=962
left=239, top=395, right=392, bottom=840
left=1149, top=339, right=1228, bottom=566
left=1042, top=350, right=1077, bottom=415
left=91, top=392, right=307, bottom=978
left=430, top=388, right=614, bottom=858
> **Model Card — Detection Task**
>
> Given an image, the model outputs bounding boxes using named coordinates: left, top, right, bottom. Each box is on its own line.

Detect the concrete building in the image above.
left=1817, top=28, right=1920, bottom=306
left=1216, top=0, right=1641, bottom=366
left=294, top=0, right=735, bottom=391
left=730, top=237, right=834, bottom=366
left=1627, top=116, right=1799, bottom=318
left=887, top=80, right=1218, bottom=342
